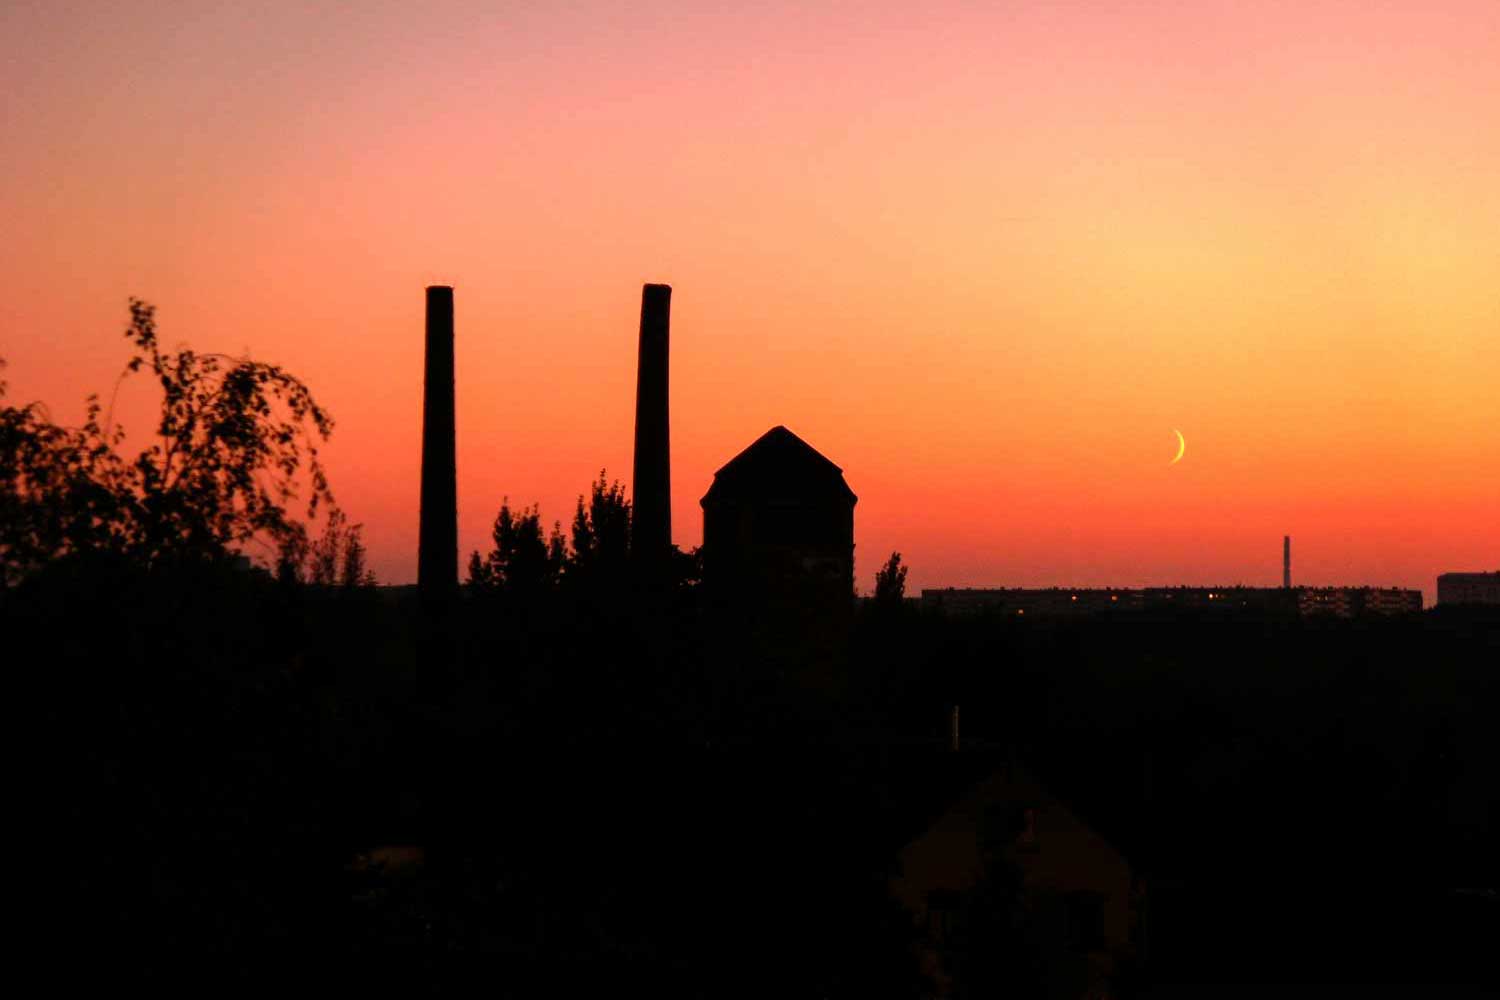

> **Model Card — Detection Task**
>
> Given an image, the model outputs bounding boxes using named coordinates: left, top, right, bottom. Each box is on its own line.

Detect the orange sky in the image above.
left=3, top=1, right=1496, bottom=600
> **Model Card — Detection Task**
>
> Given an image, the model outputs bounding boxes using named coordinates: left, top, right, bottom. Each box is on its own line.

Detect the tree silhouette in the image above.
left=1, top=299, right=335, bottom=584
left=339, top=516, right=374, bottom=590
left=274, top=505, right=376, bottom=587
left=1, top=360, right=130, bottom=585
left=467, top=472, right=633, bottom=600
left=467, top=500, right=565, bottom=596
left=121, top=298, right=334, bottom=564
left=569, top=470, right=630, bottom=584
left=874, top=551, right=908, bottom=606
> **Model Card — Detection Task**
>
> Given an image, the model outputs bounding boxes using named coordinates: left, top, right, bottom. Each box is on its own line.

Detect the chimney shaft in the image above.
left=1283, top=535, right=1291, bottom=589
left=632, top=283, right=672, bottom=565
left=418, top=286, right=457, bottom=599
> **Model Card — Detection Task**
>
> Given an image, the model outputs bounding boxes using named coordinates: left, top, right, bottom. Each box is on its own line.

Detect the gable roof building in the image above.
left=700, top=426, right=857, bottom=605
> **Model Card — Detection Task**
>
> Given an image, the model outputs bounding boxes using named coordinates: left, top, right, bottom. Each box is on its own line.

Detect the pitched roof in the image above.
left=701, top=425, right=858, bottom=506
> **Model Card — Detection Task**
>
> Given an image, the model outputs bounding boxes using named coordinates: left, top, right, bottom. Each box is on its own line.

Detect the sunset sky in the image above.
left=3, top=1, right=1496, bottom=599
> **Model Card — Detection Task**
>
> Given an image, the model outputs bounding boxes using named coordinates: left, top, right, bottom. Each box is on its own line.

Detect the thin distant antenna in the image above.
left=1283, top=536, right=1291, bottom=589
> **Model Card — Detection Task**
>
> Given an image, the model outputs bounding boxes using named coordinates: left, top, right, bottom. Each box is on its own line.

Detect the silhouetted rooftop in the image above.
left=700, top=425, right=857, bottom=506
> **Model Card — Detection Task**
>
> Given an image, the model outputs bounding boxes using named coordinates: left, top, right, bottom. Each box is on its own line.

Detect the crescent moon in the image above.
left=1169, top=428, right=1186, bottom=465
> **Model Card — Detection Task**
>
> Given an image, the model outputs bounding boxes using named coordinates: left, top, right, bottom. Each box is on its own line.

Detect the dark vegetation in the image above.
left=2, top=301, right=335, bottom=584
left=6, top=304, right=1495, bottom=992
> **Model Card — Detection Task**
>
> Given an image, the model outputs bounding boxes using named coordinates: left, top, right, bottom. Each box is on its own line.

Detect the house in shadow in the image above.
left=892, top=760, right=1137, bottom=999
left=700, top=425, right=857, bottom=611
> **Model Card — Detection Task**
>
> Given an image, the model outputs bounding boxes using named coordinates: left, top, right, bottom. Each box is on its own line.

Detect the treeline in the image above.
left=463, top=472, right=698, bottom=599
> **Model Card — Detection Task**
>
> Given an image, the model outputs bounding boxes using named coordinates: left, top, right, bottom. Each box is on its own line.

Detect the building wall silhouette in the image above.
left=1436, top=571, right=1500, bottom=606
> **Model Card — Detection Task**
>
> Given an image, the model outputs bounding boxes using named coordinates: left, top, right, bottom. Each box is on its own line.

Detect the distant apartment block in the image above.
left=1436, top=572, right=1500, bottom=606
left=922, top=586, right=1421, bottom=618
left=921, top=588, right=1147, bottom=617
left=1357, top=587, right=1426, bottom=616
left=1298, top=587, right=1422, bottom=617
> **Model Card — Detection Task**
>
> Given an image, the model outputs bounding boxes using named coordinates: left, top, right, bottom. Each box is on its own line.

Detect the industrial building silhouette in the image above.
left=700, top=425, right=858, bottom=605
left=414, top=286, right=1437, bottom=617
left=415, top=282, right=859, bottom=605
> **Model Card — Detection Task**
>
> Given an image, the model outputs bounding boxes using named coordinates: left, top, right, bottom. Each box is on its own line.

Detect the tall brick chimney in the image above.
left=632, top=283, right=672, bottom=568
left=1283, top=535, right=1291, bottom=589
left=418, top=285, right=457, bottom=600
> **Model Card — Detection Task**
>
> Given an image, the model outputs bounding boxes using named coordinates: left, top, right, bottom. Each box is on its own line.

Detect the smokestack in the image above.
left=418, top=286, right=457, bottom=601
left=1283, top=535, right=1291, bottom=589
left=632, top=283, right=672, bottom=568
